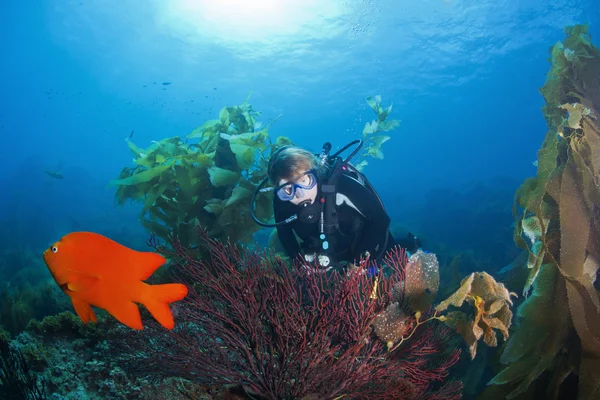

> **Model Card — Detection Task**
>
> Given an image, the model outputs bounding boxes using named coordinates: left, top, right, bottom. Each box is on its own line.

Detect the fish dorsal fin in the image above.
left=130, top=251, right=167, bottom=280
left=67, top=231, right=166, bottom=281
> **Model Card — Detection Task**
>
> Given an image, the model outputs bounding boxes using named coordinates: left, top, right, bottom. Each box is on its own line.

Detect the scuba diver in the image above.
left=250, top=140, right=421, bottom=272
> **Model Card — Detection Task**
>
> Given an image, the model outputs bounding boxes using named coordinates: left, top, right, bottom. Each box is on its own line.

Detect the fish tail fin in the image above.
left=143, top=283, right=188, bottom=330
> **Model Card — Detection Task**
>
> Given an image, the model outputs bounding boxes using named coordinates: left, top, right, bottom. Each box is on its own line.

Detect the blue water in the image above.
left=1, top=1, right=599, bottom=398
left=1, top=0, right=598, bottom=252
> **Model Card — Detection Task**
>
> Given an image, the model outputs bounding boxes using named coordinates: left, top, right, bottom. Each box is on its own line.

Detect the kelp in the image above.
left=112, top=96, right=289, bottom=247
left=489, top=24, right=600, bottom=400
left=373, top=250, right=515, bottom=358
left=435, top=272, right=517, bottom=360
left=354, top=95, right=401, bottom=170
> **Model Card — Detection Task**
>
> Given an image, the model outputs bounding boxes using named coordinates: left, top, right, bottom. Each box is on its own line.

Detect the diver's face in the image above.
left=278, top=170, right=318, bottom=206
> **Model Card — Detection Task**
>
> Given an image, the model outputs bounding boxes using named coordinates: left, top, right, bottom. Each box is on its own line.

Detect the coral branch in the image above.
left=116, top=229, right=462, bottom=399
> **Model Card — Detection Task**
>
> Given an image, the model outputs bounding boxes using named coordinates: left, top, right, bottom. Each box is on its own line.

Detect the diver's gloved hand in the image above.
left=302, top=253, right=333, bottom=274
left=397, top=232, right=422, bottom=254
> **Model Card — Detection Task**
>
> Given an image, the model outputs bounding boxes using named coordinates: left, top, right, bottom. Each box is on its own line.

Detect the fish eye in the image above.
left=51, top=246, right=58, bottom=253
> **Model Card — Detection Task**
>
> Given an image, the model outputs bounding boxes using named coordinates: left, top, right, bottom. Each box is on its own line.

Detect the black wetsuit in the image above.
left=274, top=170, right=395, bottom=267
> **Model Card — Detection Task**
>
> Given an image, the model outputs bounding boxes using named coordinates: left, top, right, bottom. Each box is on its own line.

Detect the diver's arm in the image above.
left=338, top=174, right=391, bottom=258
left=273, top=200, right=302, bottom=260
left=276, top=224, right=302, bottom=260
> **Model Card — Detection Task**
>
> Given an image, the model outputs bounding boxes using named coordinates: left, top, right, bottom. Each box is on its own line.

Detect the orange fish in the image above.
left=43, top=231, right=188, bottom=330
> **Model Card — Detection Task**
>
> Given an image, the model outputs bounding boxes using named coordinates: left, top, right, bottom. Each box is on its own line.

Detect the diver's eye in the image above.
left=51, top=246, right=58, bottom=253
left=305, top=174, right=315, bottom=186
left=282, top=185, right=294, bottom=195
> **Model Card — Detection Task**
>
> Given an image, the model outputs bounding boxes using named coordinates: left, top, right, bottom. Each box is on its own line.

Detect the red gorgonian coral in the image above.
left=117, top=230, right=462, bottom=399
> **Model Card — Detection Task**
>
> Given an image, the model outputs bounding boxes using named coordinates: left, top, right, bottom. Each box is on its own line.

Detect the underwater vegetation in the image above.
left=0, top=246, right=68, bottom=336
left=482, top=24, right=600, bottom=399
left=0, top=330, right=46, bottom=400
left=112, top=96, right=286, bottom=247
left=4, top=312, right=167, bottom=399
left=111, top=228, right=515, bottom=400
left=353, top=95, right=401, bottom=171
left=0, top=282, right=65, bottom=337
left=112, top=95, right=399, bottom=249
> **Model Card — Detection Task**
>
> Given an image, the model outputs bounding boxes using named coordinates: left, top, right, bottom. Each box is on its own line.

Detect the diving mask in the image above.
left=275, top=171, right=317, bottom=201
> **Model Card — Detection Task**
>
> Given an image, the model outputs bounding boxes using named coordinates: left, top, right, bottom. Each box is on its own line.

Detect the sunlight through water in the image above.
left=159, top=0, right=345, bottom=45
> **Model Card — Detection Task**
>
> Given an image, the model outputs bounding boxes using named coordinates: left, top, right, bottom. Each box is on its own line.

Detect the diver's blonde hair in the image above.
left=268, top=146, right=326, bottom=185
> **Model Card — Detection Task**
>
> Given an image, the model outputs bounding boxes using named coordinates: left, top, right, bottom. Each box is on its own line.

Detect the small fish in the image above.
left=162, top=82, right=171, bottom=85
left=129, top=130, right=134, bottom=139
left=45, top=170, right=64, bottom=179
left=43, top=232, right=188, bottom=330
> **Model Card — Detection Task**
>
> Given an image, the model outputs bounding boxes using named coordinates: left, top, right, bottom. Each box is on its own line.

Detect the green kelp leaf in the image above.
left=110, top=163, right=172, bottom=186
left=274, top=136, right=294, bottom=148
left=379, top=119, right=401, bottom=131
left=230, top=144, right=257, bottom=170
left=220, top=131, right=252, bottom=143
left=125, top=138, right=146, bottom=158
left=564, top=23, right=592, bottom=49
left=142, top=171, right=173, bottom=212
left=155, top=136, right=185, bottom=154
left=250, top=128, right=269, bottom=143
left=114, top=167, right=143, bottom=204
left=521, top=216, right=550, bottom=245
left=181, top=152, right=213, bottom=169
left=354, top=160, right=368, bottom=171
left=225, top=185, right=253, bottom=207
left=366, top=146, right=384, bottom=160
left=522, top=241, right=545, bottom=296
left=366, top=95, right=381, bottom=113
left=134, top=151, right=170, bottom=169
left=198, top=134, right=220, bottom=154
left=363, top=121, right=378, bottom=135
left=436, top=273, right=475, bottom=312
left=204, top=198, right=225, bottom=214
left=220, top=129, right=269, bottom=149
left=125, top=139, right=162, bottom=169
left=371, top=135, right=391, bottom=147
left=143, top=137, right=185, bottom=161
left=140, top=217, right=171, bottom=240
left=560, top=103, right=590, bottom=129
left=500, top=264, right=558, bottom=366
left=515, top=130, right=559, bottom=213
left=219, top=107, right=230, bottom=124
left=378, top=104, right=393, bottom=122
left=174, top=164, right=194, bottom=198
left=488, top=355, right=540, bottom=386
left=228, top=107, right=251, bottom=133
left=133, top=154, right=155, bottom=169
left=219, top=105, right=254, bottom=134
left=253, top=185, right=274, bottom=221
left=208, top=166, right=240, bottom=187
left=150, top=200, right=178, bottom=228
left=187, top=119, right=223, bottom=139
